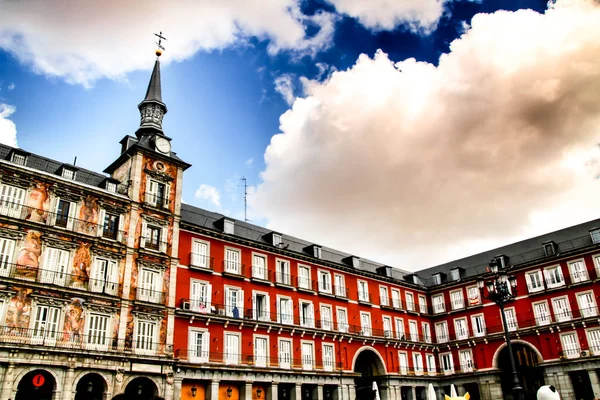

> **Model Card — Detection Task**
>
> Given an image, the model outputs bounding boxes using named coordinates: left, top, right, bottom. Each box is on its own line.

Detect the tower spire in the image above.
left=136, top=32, right=168, bottom=137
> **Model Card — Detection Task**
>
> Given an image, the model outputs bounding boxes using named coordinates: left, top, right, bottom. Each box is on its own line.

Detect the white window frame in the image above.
left=0, top=237, right=16, bottom=278
left=322, top=342, right=335, bottom=371
left=585, top=328, right=600, bottom=355
left=318, top=269, right=332, bottom=294
left=560, top=331, right=580, bottom=359
left=251, top=252, right=268, bottom=280
left=435, top=321, right=449, bottom=343
left=146, top=179, right=169, bottom=208
left=278, top=338, right=292, bottom=369
left=471, top=313, right=486, bottom=337
left=398, top=351, right=409, bottom=375
left=140, top=220, right=167, bottom=253
left=360, top=311, right=372, bottom=336
left=188, top=328, right=209, bottom=362
left=467, top=286, right=480, bottom=306
left=301, top=340, right=315, bottom=371
left=552, top=296, right=572, bottom=322
left=190, top=279, right=212, bottom=313
left=277, top=295, right=293, bottom=325
left=594, top=254, right=600, bottom=279
left=418, top=295, right=427, bottom=314
left=224, top=331, right=241, bottom=365
left=413, top=352, right=424, bottom=375
left=299, top=300, right=315, bottom=328
left=503, top=307, right=518, bottom=331
left=405, top=292, right=414, bottom=311
left=408, top=320, right=418, bottom=342
left=0, top=183, right=26, bottom=219
left=253, top=334, right=269, bottom=368
left=41, top=246, right=70, bottom=287
left=459, top=349, right=474, bottom=372
left=576, top=291, right=597, bottom=318
left=320, top=304, right=333, bottom=331
left=395, top=317, right=405, bottom=340
left=90, top=257, right=118, bottom=295
left=544, top=265, right=565, bottom=288
left=454, top=317, right=469, bottom=340
left=526, top=270, right=545, bottom=293
left=568, top=259, right=588, bottom=283
left=224, top=219, right=235, bottom=234
left=450, top=289, right=464, bottom=310
left=432, top=294, right=445, bottom=314
left=276, top=258, right=291, bottom=285
left=426, top=353, right=436, bottom=376
left=379, top=286, right=389, bottom=306
left=134, top=318, right=158, bottom=355
left=32, top=304, right=61, bottom=345
left=391, top=288, right=402, bottom=309
left=440, top=352, right=454, bottom=375
left=252, top=290, right=270, bottom=322
left=224, top=246, right=242, bottom=275
left=334, top=274, right=346, bottom=297
left=357, top=280, right=369, bottom=302
left=298, top=264, right=311, bottom=289
left=224, top=285, right=244, bottom=318
left=422, top=322, right=431, bottom=343
left=191, top=239, right=210, bottom=268
left=137, top=267, right=162, bottom=303
left=533, top=300, right=551, bottom=326
left=450, top=268, right=460, bottom=281
left=382, top=316, right=393, bottom=338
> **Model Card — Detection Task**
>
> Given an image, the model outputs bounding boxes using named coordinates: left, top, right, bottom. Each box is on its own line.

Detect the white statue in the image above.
left=426, top=384, right=470, bottom=400
left=537, top=385, right=560, bottom=400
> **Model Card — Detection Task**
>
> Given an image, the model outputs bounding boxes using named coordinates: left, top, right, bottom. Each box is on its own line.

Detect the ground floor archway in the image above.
left=124, top=377, right=158, bottom=399
left=75, top=373, right=107, bottom=400
left=16, top=369, right=56, bottom=400
left=497, top=343, right=544, bottom=400
left=353, top=348, right=386, bottom=400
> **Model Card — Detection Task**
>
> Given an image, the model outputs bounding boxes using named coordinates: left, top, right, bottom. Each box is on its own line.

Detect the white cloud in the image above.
left=7, top=83, right=15, bottom=91
left=326, top=0, right=446, bottom=32
left=274, top=74, right=296, bottom=105
left=245, top=158, right=254, bottom=166
left=194, top=184, right=221, bottom=207
left=251, top=0, right=600, bottom=271
left=0, top=0, right=337, bottom=87
left=0, top=104, right=18, bottom=147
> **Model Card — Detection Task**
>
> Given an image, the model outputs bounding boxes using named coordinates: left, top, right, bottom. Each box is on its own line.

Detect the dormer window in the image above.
left=305, top=244, right=322, bottom=259
left=493, top=254, right=508, bottom=269
left=590, top=228, right=600, bottom=244
left=106, top=182, right=117, bottom=193
left=543, top=241, right=557, bottom=257
left=450, top=268, right=461, bottom=281
left=314, top=246, right=322, bottom=259
left=272, top=233, right=282, bottom=246
left=11, top=153, right=26, bottom=166
left=352, top=256, right=360, bottom=268
left=61, top=167, right=76, bottom=180
left=224, top=219, right=234, bottom=235
left=432, top=274, right=442, bottom=285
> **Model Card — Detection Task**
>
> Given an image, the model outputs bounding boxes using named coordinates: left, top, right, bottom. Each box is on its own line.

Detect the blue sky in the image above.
left=1, top=0, right=599, bottom=270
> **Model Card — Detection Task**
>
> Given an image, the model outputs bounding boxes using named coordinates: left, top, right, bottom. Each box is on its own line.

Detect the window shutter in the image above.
left=140, top=220, right=147, bottom=247
left=159, top=227, right=167, bottom=253
left=238, top=289, right=245, bottom=314
left=164, top=183, right=171, bottom=209
left=265, top=294, right=271, bottom=321
left=66, top=201, right=77, bottom=230
left=252, top=295, right=257, bottom=320
left=202, top=331, right=210, bottom=357
left=117, top=215, right=125, bottom=242
left=276, top=300, right=281, bottom=323
left=48, top=197, right=60, bottom=226
left=96, top=209, right=106, bottom=237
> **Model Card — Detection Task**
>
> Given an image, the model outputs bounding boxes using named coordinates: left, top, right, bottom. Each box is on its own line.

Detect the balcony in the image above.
left=141, top=236, right=167, bottom=253
left=357, top=291, right=372, bottom=304
left=334, top=285, right=349, bottom=299
left=222, top=260, right=245, bottom=279
left=135, top=286, right=164, bottom=305
left=189, top=253, right=214, bottom=272
left=274, top=272, right=294, bottom=287
left=250, top=266, right=271, bottom=283
left=318, top=281, right=333, bottom=295
left=143, top=192, right=170, bottom=210
left=0, top=199, right=125, bottom=242
left=0, top=262, right=119, bottom=296
left=297, top=277, right=316, bottom=292
left=0, top=326, right=172, bottom=357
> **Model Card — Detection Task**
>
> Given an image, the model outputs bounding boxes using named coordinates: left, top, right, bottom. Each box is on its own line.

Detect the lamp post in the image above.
left=477, top=259, right=523, bottom=400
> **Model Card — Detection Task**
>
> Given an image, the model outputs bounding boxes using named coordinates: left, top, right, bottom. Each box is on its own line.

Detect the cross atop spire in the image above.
left=154, top=31, right=167, bottom=57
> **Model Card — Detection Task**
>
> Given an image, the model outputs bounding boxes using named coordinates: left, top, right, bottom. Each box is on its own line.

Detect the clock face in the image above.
left=155, top=137, right=171, bottom=154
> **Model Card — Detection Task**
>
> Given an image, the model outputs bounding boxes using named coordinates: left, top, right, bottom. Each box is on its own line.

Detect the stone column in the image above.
left=244, top=382, right=253, bottom=400
left=410, top=386, right=417, bottom=400
left=455, top=384, right=465, bottom=396
left=172, top=377, right=183, bottom=400
left=316, top=385, right=324, bottom=400
left=293, top=384, right=302, bottom=400
left=62, top=367, right=75, bottom=400
left=589, top=370, right=600, bottom=399
left=0, top=363, right=15, bottom=400
left=348, top=384, right=356, bottom=400
left=210, top=380, right=220, bottom=400
left=268, top=382, right=278, bottom=400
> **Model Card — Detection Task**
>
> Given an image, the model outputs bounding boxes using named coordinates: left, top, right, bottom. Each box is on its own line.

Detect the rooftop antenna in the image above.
left=73, top=156, right=77, bottom=166
left=240, top=177, right=249, bottom=222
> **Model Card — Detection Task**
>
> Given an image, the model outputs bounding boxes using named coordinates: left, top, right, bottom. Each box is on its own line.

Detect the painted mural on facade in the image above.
left=111, top=157, right=131, bottom=195
left=71, top=242, right=91, bottom=288
left=78, top=195, right=100, bottom=235
left=5, top=288, right=32, bottom=331
left=63, top=298, right=84, bottom=341
left=24, top=182, right=51, bottom=223
left=141, top=155, right=177, bottom=213
left=15, top=230, right=42, bottom=279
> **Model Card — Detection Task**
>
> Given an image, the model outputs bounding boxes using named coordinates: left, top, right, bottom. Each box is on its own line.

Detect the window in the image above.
left=435, top=322, right=449, bottom=343
left=253, top=292, right=270, bottom=321
left=418, top=295, right=427, bottom=313
left=440, top=352, right=454, bottom=375
left=254, top=336, right=268, bottom=367
left=337, top=308, right=349, bottom=333
left=391, top=289, right=401, bottom=309
left=323, top=343, right=335, bottom=371
left=225, top=287, right=243, bottom=318
left=147, top=179, right=167, bottom=208
left=140, top=220, right=166, bottom=252
left=224, top=333, right=240, bottom=365
left=279, top=339, right=292, bottom=369
left=560, top=332, right=580, bottom=359
left=135, top=319, right=157, bottom=354
left=105, top=182, right=117, bottom=193
left=405, top=292, right=414, bottom=311
left=0, top=184, right=25, bottom=218
left=313, top=246, right=322, bottom=259
left=459, top=350, right=474, bottom=372
left=432, top=274, right=442, bottom=285
left=334, top=274, right=346, bottom=297
left=595, top=255, right=600, bottom=278
left=533, top=301, right=551, bottom=326
left=252, top=253, right=267, bottom=279
left=471, top=314, right=485, bottom=337
left=395, top=318, right=405, bottom=340
left=450, top=268, right=460, bottom=281
left=61, top=168, right=76, bottom=180
left=190, top=280, right=211, bottom=313
left=382, top=316, right=393, bottom=338
left=503, top=308, right=518, bottom=331
left=301, top=342, right=314, bottom=370
left=0, top=237, right=16, bottom=278
left=224, top=248, right=241, bottom=275
left=577, top=292, right=597, bottom=318
left=277, top=297, right=293, bottom=325
left=426, top=354, right=436, bottom=375
left=54, top=199, right=76, bottom=229
left=398, top=352, right=408, bottom=375
left=454, top=318, right=469, bottom=340
left=102, top=213, right=121, bottom=240
left=11, top=153, right=26, bottom=166
left=86, top=313, right=110, bottom=350
left=298, top=265, right=311, bottom=289
left=544, top=265, right=564, bottom=288
left=467, top=286, right=480, bottom=306
left=422, top=322, right=431, bottom=343
left=450, top=290, right=464, bottom=310
left=379, top=286, right=389, bottom=306
left=191, top=240, right=209, bottom=268
left=32, top=305, right=60, bottom=343
left=41, top=247, right=69, bottom=287
left=318, top=270, right=332, bottom=293
left=569, top=260, right=588, bottom=283
left=413, top=353, right=424, bottom=375
left=320, top=305, right=333, bottom=331
left=552, top=296, right=571, bottom=322
left=276, top=259, right=291, bottom=285
left=360, top=312, right=372, bottom=336
left=586, top=329, right=600, bottom=355
left=224, top=219, right=234, bottom=234
left=91, top=257, right=118, bottom=295
left=432, top=294, right=445, bottom=314
left=189, top=329, right=209, bottom=362
left=272, top=233, right=282, bottom=246
left=357, top=280, right=369, bottom=302
left=526, top=270, right=544, bottom=293
left=300, top=301, right=314, bottom=328
left=591, top=229, right=600, bottom=244
left=138, top=268, right=161, bottom=303
left=409, top=320, right=418, bottom=341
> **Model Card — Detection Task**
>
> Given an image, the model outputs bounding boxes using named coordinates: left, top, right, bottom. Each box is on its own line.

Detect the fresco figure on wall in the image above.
left=79, top=195, right=99, bottom=235
left=63, top=298, right=84, bottom=342
left=5, top=289, right=32, bottom=331
left=125, top=311, right=134, bottom=348
left=25, top=182, right=50, bottom=223
left=71, top=242, right=91, bottom=288
left=15, top=230, right=42, bottom=279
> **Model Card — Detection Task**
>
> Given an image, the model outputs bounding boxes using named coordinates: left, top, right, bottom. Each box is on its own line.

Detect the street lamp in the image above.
left=191, top=385, right=197, bottom=398
left=256, top=388, right=262, bottom=398
left=87, top=382, right=93, bottom=393
left=227, top=386, right=233, bottom=398
left=477, top=259, right=523, bottom=400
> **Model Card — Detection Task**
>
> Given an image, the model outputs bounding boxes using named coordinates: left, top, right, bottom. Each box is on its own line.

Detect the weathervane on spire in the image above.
left=154, top=31, right=167, bottom=57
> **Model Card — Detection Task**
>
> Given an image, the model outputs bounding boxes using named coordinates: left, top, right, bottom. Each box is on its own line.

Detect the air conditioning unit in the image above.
left=182, top=301, right=191, bottom=311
